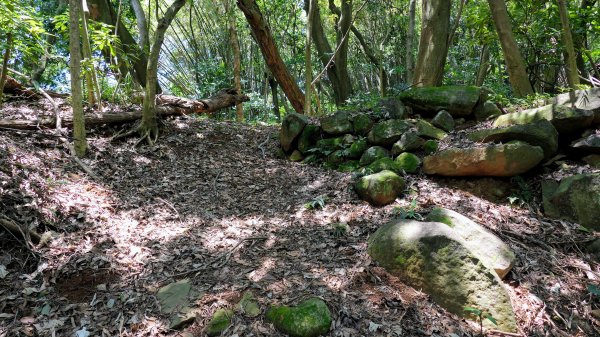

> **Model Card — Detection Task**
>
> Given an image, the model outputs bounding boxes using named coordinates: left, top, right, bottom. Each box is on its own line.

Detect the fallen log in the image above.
left=0, top=88, right=249, bottom=130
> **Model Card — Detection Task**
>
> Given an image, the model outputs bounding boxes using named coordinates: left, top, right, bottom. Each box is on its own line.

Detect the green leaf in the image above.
left=587, top=284, right=600, bottom=296
left=463, top=307, right=481, bottom=315
left=484, top=315, right=498, bottom=325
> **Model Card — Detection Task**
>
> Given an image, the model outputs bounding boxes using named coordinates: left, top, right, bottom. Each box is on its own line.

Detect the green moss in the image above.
left=423, top=140, right=438, bottom=154
left=348, top=138, right=369, bottom=159
left=426, top=208, right=455, bottom=227
left=416, top=120, right=447, bottom=140
left=238, top=292, right=261, bottom=318
left=266, top=298, right=332, bottom=337
left=395, top=153, right=421, bottom=174
left=355, top=170, right=405, bottom=206
left=205, top=309, right=234, bottom=336
left=290, top=150, right=304, bottom=162
left=316, top=137, right=344, bottom=152
left=297, top=124, right=322, bottom=154
left=352, top=114, right=374, bottom=135
left=337, top=160, right=360, bottom=172
left=359, top=146, right=390, bottom=166
left=366, top=157, right=403, bottom=175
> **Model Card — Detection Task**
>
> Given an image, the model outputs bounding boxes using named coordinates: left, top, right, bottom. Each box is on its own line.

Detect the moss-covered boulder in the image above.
left=431, top=110, right=455, bottom=132
left=366, top=157, right=404, bottom=175
left=399, top=86, right=487, bottom=117
left=423, top=142, right=544, bottom=177
left=368, top=220, right=517, bottom=332
left=367, top=119, right=412, bottom=146
left=474, top=101, right=502, bottom=121
left=205, top=308, right=234, bottom=336
left=237, top=292, right=261, bottom=318
left=542, top=173, right=600, bottom=231
left=467, top=119, right=559, bottom=159
left=290, top=150, right=304, bottom=162
left=320, top=111, right=353, bottom=135
left=571, top=133, right=600, bottom=154
left=395, top=153, right=421, bottom=174
left=352, top=113, right=374, bottom=136
left=423, top=140, right=438, bottom=154
left=354, top=170, right=405, bottom=206
left=359, top=146, right=390, bottom=166
left=392, top=131, right=425, bottom=155
left=377, top=98, right=408, bottom=119
left=416, top=120, right=448, bottom=140
left=425, top=208, right=515, bottom=279
left=297, top=124, right=322, bottom=154
left=281, top=113, right=309, bottom=152
left=326, top=150, right=347, bottom=166
left=493, top=104, right=594, bottom=134
left=348, top=138, right=369, bottom=159
left=266, top=298, right=331, bottom=337
left=551, top=87, right=600, bottom=124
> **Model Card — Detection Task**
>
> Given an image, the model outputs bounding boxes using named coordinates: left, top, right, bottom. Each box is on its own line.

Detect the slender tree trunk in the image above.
left=0, top=33, right=13, bottom=109
left=139, top=0, right=186, bottom=142
left=237, top=0, right=304, bottom=113
left=304, top=0, right=315, bottom=115
left=413, top=0, right=451, bottom=87
left=333, top=0, right=352, bottom=102
left=81, top=0, right=102, bottom=108
left=351, top=26, right=387, bottom=96
left=574, top=0, right=596, bottom=83
left=130, top=0, right=150, bottom=53
left=269, top=77, right=279, bottom=121
left=224, top=0, right=244, bottom=122
left=406, top=0, right=416, bottom=84
left=487, top=0, right=534, bottom=97
left=557, top=0, right=580, bottom=88
left=69, top=0, right=87, bottom=157
left=475, top=44, right=490, bottom=87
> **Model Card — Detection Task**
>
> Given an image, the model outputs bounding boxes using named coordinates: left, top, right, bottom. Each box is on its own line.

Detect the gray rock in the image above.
left=352, top=113, right=374, bottom=136
left=321, top=111, right=353, bottom=135
left=392, top=131, right=425, bottom=155
left=431, top=110, right=455, bottom=132
left=266, top=298, right=331, bottom=337
left=368, top=219, right=518, bottom=332
left=467, top=119, right=559, bottom=159
left=359, top=146, right=390, bottom=166
left=494, top=104, right=594, bottom=134
left=399, top=86, right=488, bottom=117
left=423, top=142, right=544, bottom=177
left=367, top=119, right=412, bottom=146
left=571, top=133, right=600, bottom=154
left=297, top=124, right=322, bottom=154
left=551, top=88, right=600, bottom=124
left=474, top=101, right=502, bottom=121
left=416, top=119, right=448, bottom=140
left=281, top=113, right=309, bottom=152
left=377, top=98, right=408, bottom=119
left=355, top=170, right=405, bottom=206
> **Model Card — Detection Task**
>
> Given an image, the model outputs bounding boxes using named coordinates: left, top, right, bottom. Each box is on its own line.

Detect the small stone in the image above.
left=431, top=110, right=455, bottom=132
left=416, top=120, right=447, bottom=140
left=583, top=154, right=600, bottom=168
left=366, top=157, right=404, bottom=175
left=474, top=101, right=502, bottom=121
left=297, top=124, right=322, bottom=154
left=290, top=150, right=304, bottom=162
left=348, top=138, right=369, bottom=159
left=423, top=140, right=438, bottom=154
left=205, top=309, right=234, bottom=336
left=266, top=298, right=331, bottom=337
left=355, top=170, right=405, bottom=206
left=395, top=153, right=421, bottom=174
left=359, top=146, right=390, bottom=166
left=392, top=131, right=425, bottom=155
left=367, top=119, right=412, bottom=146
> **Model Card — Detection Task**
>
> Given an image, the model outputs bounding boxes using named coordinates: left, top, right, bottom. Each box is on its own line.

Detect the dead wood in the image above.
left=0, top=215, right=41, bottom=244
left=0, top=88, right=249, bottom=130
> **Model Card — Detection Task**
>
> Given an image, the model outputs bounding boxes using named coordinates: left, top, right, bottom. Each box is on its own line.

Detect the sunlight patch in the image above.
left=247, top=258, right=275, bottom=282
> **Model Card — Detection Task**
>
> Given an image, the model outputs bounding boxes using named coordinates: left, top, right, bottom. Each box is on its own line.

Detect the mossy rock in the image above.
left=281, top=113, right=309, bottom=152
left=399, top=86, right=486, bottom=117
left=326, top=150, right=347, bottom=165
left=474, top=101, right=502, bottom=121
left=395, top=153, right=421, bottom=174
left=348, top=138, right=369, bottom=159
left=571, top=134, right=600, bottom=155
left=290, top=150, right=304, bottom=162
left=423, top=140, right=438, bottom=154
left=237, top=292, right=261, bottom=318
left=205, top=308, right=234, bottom=336
left=337, top=160, right=361, bottom=172
left=359, top=146, right=390, bottom=166
left=377, top=98, right=408, bottom=119
left=467, top=119, right=559, bottom=159
left=297, top=124, right=322, bottom=154
left=493, top=104, right=594, bottom=134
left=354, top=170, right=405, bottom=206
left=367, top=220, right=517, bottom=332
left=366, top=157, right=404, bottom=175
left=316, top=137, right=344, bottom=153
left=352, top=114, right=374, bottom=136
left=367, top=119, right=412, bottom=146
left=266, top=298, right=331, bottom=337
left=392, top=131, right=425, bottom=155
left=431, top=110, right=455, bottom=132
left=416, top=120, right=447, bottom=140
left=321, top=111, right=353, bottom=135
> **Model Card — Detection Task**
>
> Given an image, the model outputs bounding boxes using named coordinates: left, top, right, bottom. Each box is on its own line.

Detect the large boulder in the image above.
left=423, top=142, right=544, bottom=177
left=321, top=111, right=353, bottom=135
left=425, top=208, right=515, bottom=279
left=368, top=219, right=518, bottom=332
left=352, top=113, right=374, bottom=136
left=297, top=124, right=322, bottom=154
left=359, top=146, right=390, bottom=166
left=550, top=88, right=600, bottom=123
left=416, top=120, right=447, bottom=140
left=392, top=131, right=425, bottom=155
left=399, top=86, right=487, bottom=117
left=570, top=133, right=600, bottom=154
left=355, top=170, right=405, bottom=206
left=467, top=119, right=559, bottom=159
left=281, top=113, right=309, bottom=152
left=367, top=119, right=412, bottom=146
left=493, top=104, right=594, bottom=134
left=542, top=173, right=600, bottom=231
left=266, top=298, right=331, bottom=337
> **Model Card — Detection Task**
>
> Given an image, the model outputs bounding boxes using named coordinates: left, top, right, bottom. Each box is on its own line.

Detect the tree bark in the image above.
left=475, top=44, right=490, bottom=87
left=69, top=0, right=87, bottom=157
left=81, top=0, right=102, bottom=108
left=0, top=89, right=249, bottom=130
left=557, top=0, right=580, bottom=88
left=130, top=0, right=149, bottom=53
left=237, top=0, right=305, bottom=113
left=304, top=0, right=315, bottom=115
left=574, top=0, right=596, bottom=83
left=487, top=0, right=534, bottom=97
left=406, top=0, right=416, bottom=84
left=0, top=33, right=13, bottom=109
left=413, top=0, right=451, bottom=87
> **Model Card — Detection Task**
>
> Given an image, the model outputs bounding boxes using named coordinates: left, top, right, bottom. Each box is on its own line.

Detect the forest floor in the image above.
left=0, top=97, right=599, bottom=337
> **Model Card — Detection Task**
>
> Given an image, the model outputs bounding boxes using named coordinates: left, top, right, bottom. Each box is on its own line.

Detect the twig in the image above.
left=0, top=215, right=41, bottom=245
left=257, top=132, right=270, bottom=158
left=486, top=329, right=524, bottom=337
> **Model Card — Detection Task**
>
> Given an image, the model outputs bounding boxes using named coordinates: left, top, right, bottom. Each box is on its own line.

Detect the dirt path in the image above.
left=0, top=103, right=598, bottom=336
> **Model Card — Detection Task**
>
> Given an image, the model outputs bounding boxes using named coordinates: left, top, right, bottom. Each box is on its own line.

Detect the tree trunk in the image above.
left=81, top=0, right=102, bottom=108
left=475, top=44, right=490, bottom=86
left=304, top=0, right=315, bottom=115
left=0, top=90, right=249, bottom=130
left=351, top=26, right=387, bottom=96
left=557, top=0, right=580, bottom=89
left=574, top=0, right=596, bottom=84
left=487, top=0, right=534, bottom=97
left=413, top=0, right=451, bottom=87
left=69, top=0, right=87, bottom=157
left=0, top=33, right=13, bottom=109
left=269, top=77, right=279, bottom=122
left=130, top=0, right=149, bottom=53
left=237, top=0, right=305, bottom=113
left=406, top=0, right=416, bottom=84
left=223, top=0, right=244, bottom=122
left=139, top=0, right=186, bottom=142
left=332, top=0, right=352, bottom=102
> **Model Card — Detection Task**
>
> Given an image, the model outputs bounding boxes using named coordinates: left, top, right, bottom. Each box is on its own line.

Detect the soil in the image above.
left=0, top=97, right=599, bottom=337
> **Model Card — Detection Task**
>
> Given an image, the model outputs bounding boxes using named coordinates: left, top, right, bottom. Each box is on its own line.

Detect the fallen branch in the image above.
left=0, top=88, right=249, bottom=130
left=0, top=215, right=41, bottom=244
